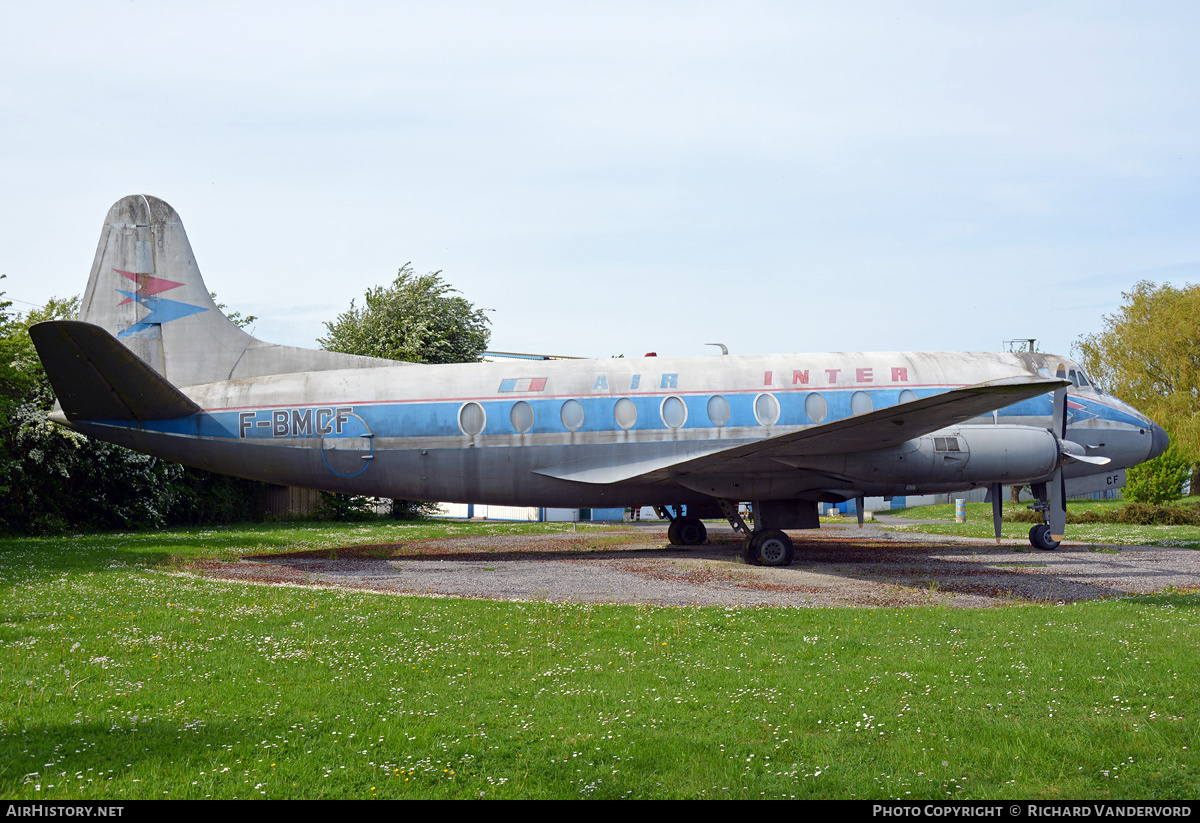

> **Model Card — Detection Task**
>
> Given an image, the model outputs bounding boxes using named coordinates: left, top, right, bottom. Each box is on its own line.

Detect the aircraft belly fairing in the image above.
left=31, top=195, right=1171, bottom=565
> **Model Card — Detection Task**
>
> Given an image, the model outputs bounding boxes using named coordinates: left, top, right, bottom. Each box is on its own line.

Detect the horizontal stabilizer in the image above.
left=29, top=320, right=201, bottom=421
left=536, top=374, right=1069, bottom=486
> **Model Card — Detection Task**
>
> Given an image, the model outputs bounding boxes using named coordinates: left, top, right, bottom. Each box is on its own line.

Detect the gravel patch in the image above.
left=187, top=523, right=1200, bottom=608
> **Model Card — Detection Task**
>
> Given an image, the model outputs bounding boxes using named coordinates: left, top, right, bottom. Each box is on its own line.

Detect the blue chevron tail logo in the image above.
left=116, top=290, right=208, bottom=338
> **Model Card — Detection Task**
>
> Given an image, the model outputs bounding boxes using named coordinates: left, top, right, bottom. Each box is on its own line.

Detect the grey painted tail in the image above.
left=77, top=194, right=392, bottom=387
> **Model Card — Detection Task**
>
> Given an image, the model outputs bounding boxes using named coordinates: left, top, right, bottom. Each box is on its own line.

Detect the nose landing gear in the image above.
left=743, top=528, right=795, bottom=566
left=1028, top=523, right=1060, bottom=551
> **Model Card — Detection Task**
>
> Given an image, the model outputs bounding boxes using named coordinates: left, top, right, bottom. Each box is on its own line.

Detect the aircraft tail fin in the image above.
left=30, top=320, right=201, bottom=421
left=77, top=195, right=393, bottom=387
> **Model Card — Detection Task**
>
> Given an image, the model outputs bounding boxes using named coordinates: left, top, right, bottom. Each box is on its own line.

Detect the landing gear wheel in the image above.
left=667, top=519, right=681, bottom=546
left=1028, top=524, right=1060, bottom=551
left=674, top=517, right=707, bottom=546
left=745, top=529, right=794, bottom=567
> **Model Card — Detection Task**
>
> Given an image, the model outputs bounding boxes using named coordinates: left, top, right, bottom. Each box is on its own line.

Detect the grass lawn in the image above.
left=1, top=520, right=1196, bottom=799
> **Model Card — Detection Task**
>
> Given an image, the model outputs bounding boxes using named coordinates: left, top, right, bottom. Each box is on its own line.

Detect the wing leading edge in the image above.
left=533, top=375, right=1070, bottom=485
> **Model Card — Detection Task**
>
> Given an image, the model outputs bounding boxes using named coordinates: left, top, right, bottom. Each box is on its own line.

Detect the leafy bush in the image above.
left=1110, top=502, right=1200, bottom=525
left=0, top=398, right=185, bottom=533
left=1125, top=448, right=1191, bottom=504
left=389, top=498, right=439, bottom=520
left=315, top=492, right=379, bottom=521
left=1005, top=502, right=1200, bottom=526
left=166, top=468, right=272, bottom=525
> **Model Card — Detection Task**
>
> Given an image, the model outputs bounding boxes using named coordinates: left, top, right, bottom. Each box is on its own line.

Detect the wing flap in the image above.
left=532, top=445, right=730, bottom=484
left=30, top=320, right=201, bottom=421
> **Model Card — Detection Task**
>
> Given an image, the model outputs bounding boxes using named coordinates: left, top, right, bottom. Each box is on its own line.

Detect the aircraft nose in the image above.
left=1148, top=422, right=1170, bottom=461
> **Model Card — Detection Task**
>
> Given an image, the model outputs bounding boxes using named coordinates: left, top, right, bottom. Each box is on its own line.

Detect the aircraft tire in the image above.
left=675, top=517, right=707, bottom=546
left=1028, top=524, right=1060, bottom=551
left=742, top=536, right=758, bottom=565
left=749, top=529, right=794, bottom=567
left=666, top=519, right=680, bottom=545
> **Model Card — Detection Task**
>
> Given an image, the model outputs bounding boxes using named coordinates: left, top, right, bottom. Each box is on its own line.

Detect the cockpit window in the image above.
left=1067, top=368, right=1093, bottom=388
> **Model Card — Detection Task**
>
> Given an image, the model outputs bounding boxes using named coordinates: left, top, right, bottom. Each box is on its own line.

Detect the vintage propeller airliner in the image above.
left=31, top=195, right=1169, bottom=565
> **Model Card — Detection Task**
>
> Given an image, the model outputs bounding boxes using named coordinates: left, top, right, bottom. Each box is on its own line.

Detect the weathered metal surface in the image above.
left=34, top=196, right=1170, bottom=538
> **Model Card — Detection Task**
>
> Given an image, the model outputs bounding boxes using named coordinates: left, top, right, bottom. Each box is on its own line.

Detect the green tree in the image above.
left=211, top=291, right=257, bottom=330
left=1075, top=281, right=1200, bottom=462
left=0, top=278, right=32, bottom=509
left=319, top=264, right=491, bottom=364
left=0, top=286, right=275, bottom=532
left=0, top=278, right=51, bottom=426
left=319, top=265, right=491, bottom=520
left=0, top=289, right=184, bottom=533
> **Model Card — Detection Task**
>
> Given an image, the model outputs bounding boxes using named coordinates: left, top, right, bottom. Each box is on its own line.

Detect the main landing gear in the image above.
left=743, top=529, right=795, bottom=566
left=655, top=506, right=708, bottom=546
left=718, top=500, right=795, bottom=567
left=655, top=499, right=807, bottom=567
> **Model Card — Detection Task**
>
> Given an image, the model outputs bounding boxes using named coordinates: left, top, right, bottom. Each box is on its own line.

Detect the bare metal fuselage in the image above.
left=32, top=195, right=1168, bottom=560
left=62, top=349, right=1160, bottom=508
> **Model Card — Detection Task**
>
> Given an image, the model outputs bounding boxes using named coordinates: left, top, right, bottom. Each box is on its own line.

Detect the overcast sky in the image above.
left=2, top=1, right=1198, bottom=360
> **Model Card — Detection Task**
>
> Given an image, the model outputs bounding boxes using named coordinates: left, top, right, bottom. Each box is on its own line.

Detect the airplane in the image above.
left=31, top=195, right=1169, bottom=566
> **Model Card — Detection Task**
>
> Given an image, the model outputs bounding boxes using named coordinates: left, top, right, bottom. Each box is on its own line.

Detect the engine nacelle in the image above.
left=805, top=424, right=1060, bottom=488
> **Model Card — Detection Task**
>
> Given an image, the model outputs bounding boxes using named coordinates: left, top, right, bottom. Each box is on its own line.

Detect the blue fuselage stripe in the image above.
left=91, top=387, right=1145, bottom=441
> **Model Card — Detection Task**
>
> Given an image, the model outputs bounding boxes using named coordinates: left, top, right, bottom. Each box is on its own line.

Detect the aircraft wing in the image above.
left=534, top=375, right=1069, bottom=485
left=29, top=320, right=201, bottom=421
